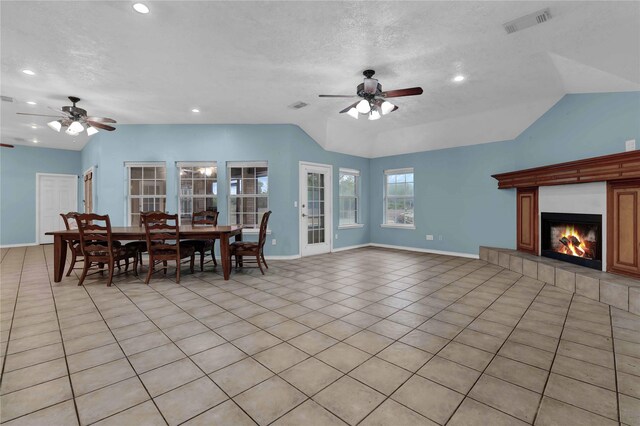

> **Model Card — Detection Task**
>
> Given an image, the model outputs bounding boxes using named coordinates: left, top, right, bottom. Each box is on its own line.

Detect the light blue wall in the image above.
left=370, top=92, right=640, bottom=255
left=80, top=124, right=370, bottom=256
left=1, top=145, right=81, bottom=245
left=4, top=92, right=638, bottom=256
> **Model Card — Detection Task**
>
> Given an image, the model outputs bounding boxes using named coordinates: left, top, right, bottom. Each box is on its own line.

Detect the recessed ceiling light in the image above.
left=22, top=69, right=35, bottom=76
left=26, top=101, right=37, bottom=105
left=453, top=75, right=465, bottom=82
left=133, top=3, right=149, bottom=14
left=31, top=124, right=38, bottom=129
left=32, top=139, right=38, bottom=144
left=191, top=108, right=200, bottom=113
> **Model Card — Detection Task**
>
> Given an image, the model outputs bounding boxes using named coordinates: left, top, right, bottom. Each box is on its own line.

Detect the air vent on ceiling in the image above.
left=13, top=137, right=27, bottom=143
left=1, top=96, right=14, bottom=103
left=289, top=101, right=309, bottom=110
left=504, top=8, right=552, bottom=34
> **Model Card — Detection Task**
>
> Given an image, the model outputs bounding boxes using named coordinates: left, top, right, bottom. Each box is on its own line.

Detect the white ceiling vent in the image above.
left=289, top=101, right=309, bottom=110
left=504, top=8, right=552, bottom=34
left=1, top=96, right=14, bottom=102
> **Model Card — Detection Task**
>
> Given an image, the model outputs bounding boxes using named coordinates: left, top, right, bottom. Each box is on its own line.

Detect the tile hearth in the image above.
left=1, top=246, right=639, bottom=425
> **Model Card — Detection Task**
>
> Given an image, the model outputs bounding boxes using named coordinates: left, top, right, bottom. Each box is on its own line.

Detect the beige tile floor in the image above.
left=1, top=245, right=639, bottom=425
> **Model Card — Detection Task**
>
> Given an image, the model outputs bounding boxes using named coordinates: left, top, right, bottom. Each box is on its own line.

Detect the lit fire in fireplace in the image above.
left=556, top=225, right=595, bottom=259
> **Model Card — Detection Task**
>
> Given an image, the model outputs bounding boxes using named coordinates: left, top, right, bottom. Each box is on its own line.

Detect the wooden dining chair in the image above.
left=74, top=213, right=138, bottom=286
left=61, top=212, right=122, bottom=277
left=181, top=210, right=219, bottom=271
left=229, top=211, right=271, bottom=274
left=125, top=210, right=164, bottom=269
left=142, top=212, right=195, bottom=284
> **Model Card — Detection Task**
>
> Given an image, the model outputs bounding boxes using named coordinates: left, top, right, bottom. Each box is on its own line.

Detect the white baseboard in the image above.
left=0, top=243, right=38, bottom=248
left=369, top=243, right=479, bottom=259
left=332, top=243, right=371, bottom=253
left=264, top=254, right=302, bottom=260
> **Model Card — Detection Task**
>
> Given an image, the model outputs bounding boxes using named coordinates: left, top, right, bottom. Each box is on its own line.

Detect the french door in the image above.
left=299, top=162, right=332, bottom=257
left=37, top=173, right=78, bottom=244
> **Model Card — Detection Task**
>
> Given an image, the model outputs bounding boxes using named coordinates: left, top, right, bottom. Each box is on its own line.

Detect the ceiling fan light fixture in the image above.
left=47, top=120, right=62, bottom=132
left=86, top=126, right=99, bottom=136
left=67, top=121, right=84, bottom=135
left=369, top=109, right=381, bottom=121
left=381, top=101, right=395, bottom=115
left=346, top=108, right=359, bottom=119
left=356, top=99, right=371, bottom=114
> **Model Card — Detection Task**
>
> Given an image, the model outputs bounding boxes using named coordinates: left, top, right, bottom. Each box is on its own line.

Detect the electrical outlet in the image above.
left=271, top=239, right=276, bottom=246
left=335, top=234, right=338, bottom=239
left=426, top=235, right=434, bottom=240
left=439, top=235, right=443, bottom=241
left=626, top=139, right=636, bottom=152
left=294, top=201, right=298, bottom=207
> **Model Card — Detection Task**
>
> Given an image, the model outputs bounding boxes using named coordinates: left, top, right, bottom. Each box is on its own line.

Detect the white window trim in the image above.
left=382, top=167, right=415, bottom=228
left=125, top=162, right=167, bottom=226
left=176, top=161, right=218, bottom=225
left=380, top=224, right=416, bottom=229
left=227, top=161, right=269, bottom=230
left=339, top=167, right=361, bottom=228
left=339, top=224, right=365, bottom=229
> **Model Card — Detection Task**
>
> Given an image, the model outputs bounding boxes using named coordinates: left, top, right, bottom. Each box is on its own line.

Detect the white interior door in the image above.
left=299, top=162, right=332, bottom=257
left=38, top=174, right=78, bottom=244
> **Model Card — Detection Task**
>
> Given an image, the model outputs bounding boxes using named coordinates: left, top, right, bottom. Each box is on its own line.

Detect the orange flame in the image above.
left=559, top=225, right=587, bottom=257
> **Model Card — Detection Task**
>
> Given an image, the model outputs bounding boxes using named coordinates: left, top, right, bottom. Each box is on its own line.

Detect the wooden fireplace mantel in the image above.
left=492, top=151, right=640, bottom=189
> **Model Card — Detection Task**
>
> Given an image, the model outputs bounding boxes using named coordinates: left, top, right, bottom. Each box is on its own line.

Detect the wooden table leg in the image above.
left=53, top=235, right=67, bottom=283
left=220, top=233, right=231, bottom=280
left=235, top=231, right=243, bottom=267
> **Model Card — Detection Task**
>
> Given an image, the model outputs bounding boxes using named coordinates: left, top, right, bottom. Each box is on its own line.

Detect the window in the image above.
left=177, top=162, right=218, bottom=225
left=228, top=162, right=268, bottom=230
left=384, top=168, right=414, bottom=226
left=339, top=168, right=360, bottom=226
left=126, top=163, right=166, bottom=226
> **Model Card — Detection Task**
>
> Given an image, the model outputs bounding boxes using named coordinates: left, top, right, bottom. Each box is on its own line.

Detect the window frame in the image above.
left=227, top=161, right=269, bottom=232
left=176, top=161, right=218, bottom=225
left=125, top=162, right=167, bottom=226
left=338, top=168, right=363, bottom=229
left=382, top=167, right=415, bottom=229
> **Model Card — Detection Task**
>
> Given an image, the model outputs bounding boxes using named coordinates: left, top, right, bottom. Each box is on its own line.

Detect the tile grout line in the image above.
left=530, top=291, right=575, bottom=425
left=609, top=305, right=621, bottom=424
left=0, top=246, right=27, bottom=389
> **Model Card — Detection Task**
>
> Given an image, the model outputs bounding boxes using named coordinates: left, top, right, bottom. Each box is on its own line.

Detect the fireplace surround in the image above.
left=541, top=212, right=602, bottom=270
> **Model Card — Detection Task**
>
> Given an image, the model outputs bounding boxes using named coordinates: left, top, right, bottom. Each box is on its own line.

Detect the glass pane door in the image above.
left=306, top=172, right=325, bottom=245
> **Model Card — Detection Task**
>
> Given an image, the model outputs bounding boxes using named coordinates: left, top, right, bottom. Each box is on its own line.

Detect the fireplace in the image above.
left=541, top=212, right=602, bottom=270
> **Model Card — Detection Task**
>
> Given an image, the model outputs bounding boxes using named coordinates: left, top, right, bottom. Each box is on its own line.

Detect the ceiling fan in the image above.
left=319, top=70, right=423, bottom=120
left=17, top=96, right=116, bottom=136
left=1, top=143, right=15, bottom=148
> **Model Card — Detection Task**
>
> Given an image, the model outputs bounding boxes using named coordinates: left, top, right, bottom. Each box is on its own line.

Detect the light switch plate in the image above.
left=426, top=235, right=434, bottom=240
left=626, top=139, right=636, bottom=152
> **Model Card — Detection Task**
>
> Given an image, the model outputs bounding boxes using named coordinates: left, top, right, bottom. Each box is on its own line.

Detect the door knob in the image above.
left=302, top=213, right=307, bottom=217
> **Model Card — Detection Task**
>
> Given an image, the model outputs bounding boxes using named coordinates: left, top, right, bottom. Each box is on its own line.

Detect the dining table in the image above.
left=46, top=225, right=243, bottom=282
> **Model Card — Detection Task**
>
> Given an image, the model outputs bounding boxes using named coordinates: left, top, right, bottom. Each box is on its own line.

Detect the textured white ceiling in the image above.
left=1, top=1, right=639, bottom=157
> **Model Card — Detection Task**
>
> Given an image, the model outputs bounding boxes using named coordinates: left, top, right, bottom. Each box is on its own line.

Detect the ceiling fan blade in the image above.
left=16, top=112, right=65, bottom=118
left=48, top=106, right=71, bottom=116
left=319, top=95, right=357, bottom=98
left=380, top=87, right=423, bottom=98
left=87, top=116, right=116, bottom=123
left=1, top=143, right=15, bottom=148
left=87, top=120, right=116, bottom=131
left=339, top=102, right=359, bottom=114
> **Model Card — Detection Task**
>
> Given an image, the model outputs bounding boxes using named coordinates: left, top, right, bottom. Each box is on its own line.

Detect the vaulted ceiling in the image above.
left=1, top=1, right=639, bottom=157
